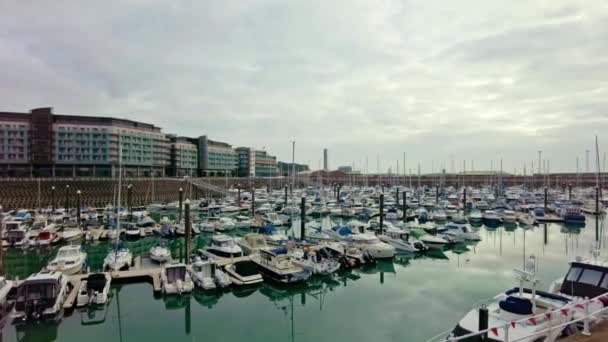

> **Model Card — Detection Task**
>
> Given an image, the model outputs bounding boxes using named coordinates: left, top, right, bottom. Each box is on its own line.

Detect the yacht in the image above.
left=103, top=246, right=133, bottom=271
left=234, top=215, right=252, bottom=229
left=560, top=206, right=586, bottom=224
left=329, top=225, right=395, bottom=259
left=13, top=271, right=69, bottom=322
left=258, top=225, right=290, bottom=246
left=432, top=209, right=447, bottom=222
left=149, top=244, right=172, bottom=263
left=262, top=212, right=284, bottom=226
left=406, top=228, right=449, bottom=249
left=76, top=273, right=111, bottom=307
left=252, top=247, right=312, bottom=284
left=205, top=234, right=244, bottom=258
left=378, top=228, right=427, bottom=253
left=46, top=245, right=87, bottom=275
left=161, top=263, right=194, bottom=295
left=549, top=254, right=608, bottom=301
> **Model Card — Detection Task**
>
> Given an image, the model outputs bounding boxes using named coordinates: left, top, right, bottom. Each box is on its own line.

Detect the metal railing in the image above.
left=429, top=292, right=608, bottom=342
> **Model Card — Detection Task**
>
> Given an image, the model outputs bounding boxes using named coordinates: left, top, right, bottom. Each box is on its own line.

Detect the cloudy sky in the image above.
left=2, top=1, right=607, bottom=173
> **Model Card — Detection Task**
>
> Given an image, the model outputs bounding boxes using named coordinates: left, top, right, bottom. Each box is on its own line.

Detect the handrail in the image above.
left=429, top=292, right=608, bottom=342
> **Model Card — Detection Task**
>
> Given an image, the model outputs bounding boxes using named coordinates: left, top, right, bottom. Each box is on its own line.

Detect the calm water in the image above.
left=2, top=217, right=606, bottom=342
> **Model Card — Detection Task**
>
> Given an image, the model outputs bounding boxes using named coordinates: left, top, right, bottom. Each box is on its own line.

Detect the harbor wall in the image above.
left=0, top=173, right=605, bottom=210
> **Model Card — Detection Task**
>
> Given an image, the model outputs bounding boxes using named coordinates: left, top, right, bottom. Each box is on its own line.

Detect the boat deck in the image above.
left=562, top=320, right=608, bottom=341
left=198, top=249, right=252, bottom=267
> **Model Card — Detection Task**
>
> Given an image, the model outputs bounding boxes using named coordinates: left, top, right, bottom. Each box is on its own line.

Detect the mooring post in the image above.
left=479, top=305, right=489, bottom=340
left=51, top=186, right=56, bottom=212
left=568, top=183, right=572, bottom=201
left=436, top=185, right=439, bottom=204
left=127, top=184, right=132, bottom=221
left=251, top=188, right=256, bottom=217
left=185, top=199, right=191, bottom=263
left=76, top=190, right=81, bottom=229
left=237, top=187, right=241, bottom=207
left=596, top=186, right=600, bottom=242
left=402, top=191, right=407, bottom=223
left=300, top=197, right=306, bottom=241
left=463, top=187, right=467, bottom=215
left=544, top=187, right=548, bottom=214
left=65, top=184, right=70, bottom=214
left=178, top=188, right=183, bottom=222
left=0, top=206, right=4, bottom=275
left=379, top=194, right=384, bottom=235
left=284, top=186, right=288, bottom=206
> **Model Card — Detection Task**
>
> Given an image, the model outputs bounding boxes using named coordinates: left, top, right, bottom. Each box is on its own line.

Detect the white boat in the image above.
left=407, top=229, right=449, bottom=249
left=0, top=277, right=14, bottom=307
left=205, top=234, right=244, bottom=258
left=502, top=210, right=517, bottom=224
left=216, top=217, right=236, bottom=231
left=432, top=209, right=447, bottom=222
left=236, top=233, right=269, bottom=255
left=235, top=215, right=252, bottom=228
left=329, top=225, right=395, bottom=259
left=12, top=270, right=69, bottom=321
left=483, top=210, right=501, bottom=224
left=161, top=263, right=194, bottom=295
left=62, top=228, right=84, bottom=242
left=149, top=245, right=172, bottom=263
left=441, top=222, right=481, bottom=241
left=46, top=245, right=87, bottom=275
left=291, top=248, right=341, bottom=275
left=103, top=247, right=133, bottom=271
left=76, top=273, right=111, bottom=307
left=251, top=247, right=312, bottom=284
left=262, top=212, right=284, bottom=226
left=191, top=256, right=217, bottom=290
left=468, top=209, right=483, bottom=222
left=378, top=228, right=427, bottom=253
left=224, top=260, right=264, bottom=286
left=450, top=257, right=571, bottom=341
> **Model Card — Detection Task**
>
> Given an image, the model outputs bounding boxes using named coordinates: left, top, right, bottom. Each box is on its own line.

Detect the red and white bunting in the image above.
left=490, top=327, right=499, bottom=336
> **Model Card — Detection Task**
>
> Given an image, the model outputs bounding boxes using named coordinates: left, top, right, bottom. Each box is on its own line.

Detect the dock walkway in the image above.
left=561, top=321, right=608, bottom=341
left=63, top=256, right=162, bottom=309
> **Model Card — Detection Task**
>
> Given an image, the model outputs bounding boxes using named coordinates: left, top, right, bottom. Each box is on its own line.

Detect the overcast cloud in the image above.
left=1, top=0, right=608, bottom=173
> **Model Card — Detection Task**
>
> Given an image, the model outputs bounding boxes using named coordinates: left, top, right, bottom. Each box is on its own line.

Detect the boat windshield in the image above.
left=57, top=249, right=80, bottom=258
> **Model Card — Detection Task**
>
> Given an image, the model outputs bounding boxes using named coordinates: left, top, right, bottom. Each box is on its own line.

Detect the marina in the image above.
left=0, top=182, right=607, bottom=342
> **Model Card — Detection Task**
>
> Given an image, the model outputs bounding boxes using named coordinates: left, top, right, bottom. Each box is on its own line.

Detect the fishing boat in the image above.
left=161, top=263, right=194, bottom=295
left=76, top=273, right=111, bottom=307
left=46, top=245, right=87, bottom=275
left=252, top=247, right=312, bottom=284
left=12, top=270, right=69, bottom=322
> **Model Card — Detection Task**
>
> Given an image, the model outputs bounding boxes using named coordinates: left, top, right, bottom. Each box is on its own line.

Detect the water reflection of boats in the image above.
left=503, top=222, right=518, bottom=231
left=79, top=301, right=110, bottom=326
left=162, top=293, right=191, bottom=310
left=560, top=225, right=583, bottom=235
left=14, top=321, right=59, bottom=342
left=421, top=248, right=449, bottom=260
left=193, top=289, right=223, bottom=309
left=231, top=284, right=260, bottom=298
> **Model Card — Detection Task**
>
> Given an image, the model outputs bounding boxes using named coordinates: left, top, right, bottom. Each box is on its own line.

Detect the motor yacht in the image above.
left=161, top=263, right=194, bottom=295
left=205, top=234, right=244, bottom=258
left=46, top=245, right=87, bottom=275
left=76, top=273, right=111, bottom=307
left=12, top=270, right=69, bottom=322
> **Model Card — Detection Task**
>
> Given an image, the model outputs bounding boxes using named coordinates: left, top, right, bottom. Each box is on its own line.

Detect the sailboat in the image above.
left=103, top=140, right=133, bottom=272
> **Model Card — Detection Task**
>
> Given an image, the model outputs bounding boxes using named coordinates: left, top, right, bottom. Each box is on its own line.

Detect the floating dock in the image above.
left=62, top=256, right=163, bottom=309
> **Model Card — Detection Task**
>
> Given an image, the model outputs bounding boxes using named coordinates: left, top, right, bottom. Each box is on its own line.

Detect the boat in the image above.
left=549, top=253, right=608, bottom=301
left=61, top=228, right=84, bottom=242
left=502, top=210, right=517, bottom=224
left=291, top=247, right=341, bottom=275
left=560, top=206, right=586, bottom=224
left=205, top=234, right=244, bottom=258
left=35, top=230, right=60, bottom=246
left=258, top=224, right=289, bottom=246
left=432, top=209, right=447, bottom=222
left=251, top=247, right=312, bottom=284
left=0, top=276, right=14, bottom=310
left=468, top=208, right=483, bottom=222
left=149, top=244, right=172, bottom=263
left=440, top=223, right=481, bottom=241
left=124, top=223, right=141, bottom=240
left=76, top=273, right=111, bottom=307
left=407, top=229, right=449, bottom=249
left=215, top=217, right=236, bottom=231
left=329, top=225, right=395, bottom=259
left=450, top=256, right=571, bottom=341
left=46, top=245, right=87, bottom=275
left=161, top=263, right=194, bottom=295
left=483, top=210, right=501, bottom=225
left=103, top=245, right=133, bottom=271
left=224, top=260, right=264, bottom=286
left=378, top=227, right=427, bottom=253
left=191, top=255, right=231, bottom=289
left=236, top=233, right=269, bottom=255
left=234, top=215, right=252, bottom=228
left=262, top=212, right=284, bottom=226
left=12, top=270, right=69, bottom=322
left=158, top=217, right=176, bottom=238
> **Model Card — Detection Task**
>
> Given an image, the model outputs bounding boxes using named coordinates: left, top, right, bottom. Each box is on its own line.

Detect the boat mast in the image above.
left=116, top=136, right=122, bottom=254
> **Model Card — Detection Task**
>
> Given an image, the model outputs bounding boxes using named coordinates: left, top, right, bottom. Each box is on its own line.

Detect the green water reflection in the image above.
left=3, top=217, right=607, bottom=342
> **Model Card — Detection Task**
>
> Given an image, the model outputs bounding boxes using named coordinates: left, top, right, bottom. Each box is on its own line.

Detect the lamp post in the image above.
left=76, top=190, right=81, bottom=229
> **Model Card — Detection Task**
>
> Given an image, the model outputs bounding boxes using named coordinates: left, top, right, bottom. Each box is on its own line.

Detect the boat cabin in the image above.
left=560, top=260, right=608, bottom=298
